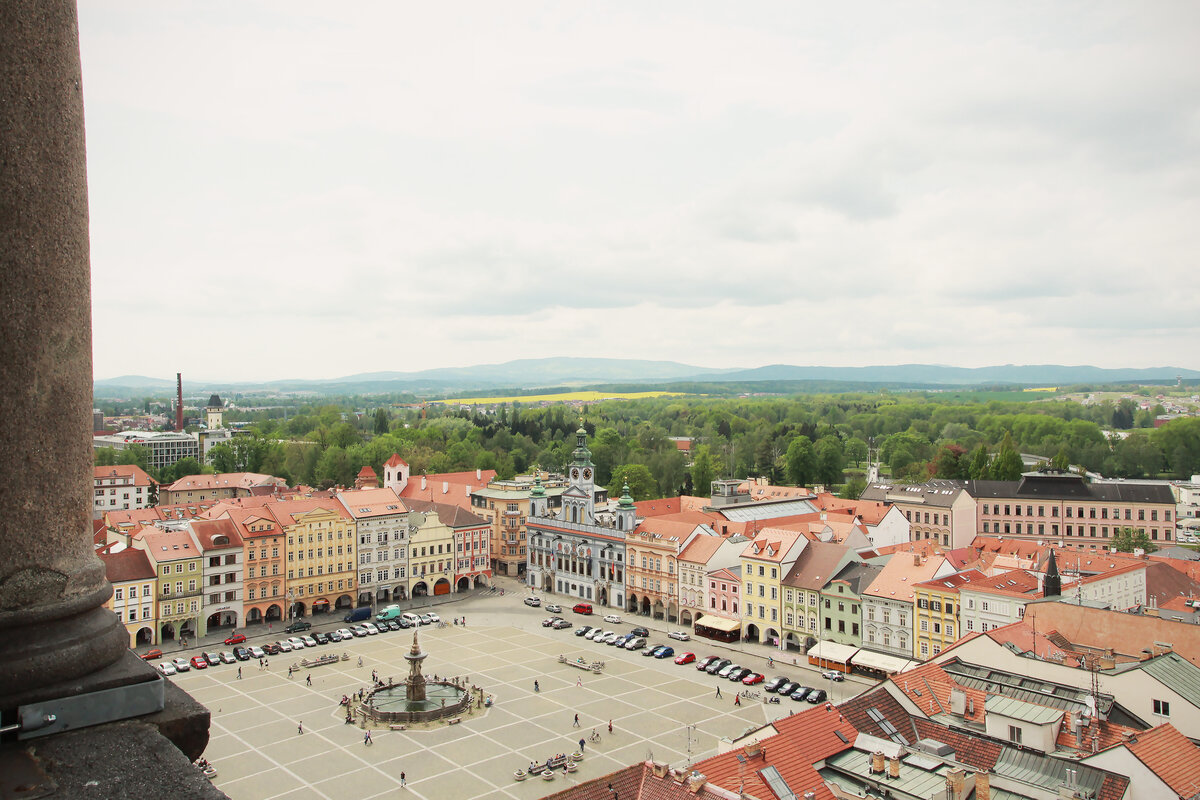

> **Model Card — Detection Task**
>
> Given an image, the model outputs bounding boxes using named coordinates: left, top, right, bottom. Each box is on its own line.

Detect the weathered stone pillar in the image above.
left=0, top=0, right=128, bottom=706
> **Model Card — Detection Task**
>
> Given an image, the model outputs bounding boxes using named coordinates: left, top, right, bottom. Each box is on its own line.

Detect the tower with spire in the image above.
left=559, top=425, right=596, bottom=526
left=1043, top=548, right=1061, bottom=598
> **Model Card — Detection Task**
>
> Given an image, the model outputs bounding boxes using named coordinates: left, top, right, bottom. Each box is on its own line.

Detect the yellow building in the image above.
left=738, top=529, right=806, bottom=645
left=133, top=528, right=204, bottom=643
left=404, top=502, right=460, bottom=598
left=912, top=569, right=982, bottom=660
left=270, top=499, right=356, bottom=620
left=99, top=548, right=158, bottom=647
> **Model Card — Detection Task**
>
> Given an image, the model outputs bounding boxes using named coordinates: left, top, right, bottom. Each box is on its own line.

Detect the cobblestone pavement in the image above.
left=173, top=581, right=871, bottom=799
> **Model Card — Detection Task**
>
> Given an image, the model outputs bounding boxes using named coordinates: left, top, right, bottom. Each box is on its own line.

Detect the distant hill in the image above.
left=93, top=359, right=1200, bottom=398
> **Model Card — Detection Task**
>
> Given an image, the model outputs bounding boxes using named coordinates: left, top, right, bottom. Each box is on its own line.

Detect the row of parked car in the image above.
left=152, top=612, right=443, bottom=676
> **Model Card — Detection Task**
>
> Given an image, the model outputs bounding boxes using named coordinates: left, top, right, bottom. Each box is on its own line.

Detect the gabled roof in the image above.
left=677, top=534, right=726, bottom=565
left=864, top=551, right=948, bottom=602
left=336, top=487, right=408, bottom=518
left=164, top=472, right=283, bottom=492
left=99, top=548, right=155, bottom=583
left=914, top=569, right=986, bottom=594
left=540, top=760, right=736, bottom=800
left=384, top=453, right=408, bottom=468
left=264, top=498, right=351, bottom=526
left=1120, top=723, right=1200, bottom=797
left=93, top=464, right=155, bottom=486
left=189, top=518, right=243, bottom=550
left=404, top=498, right=488, bottom=529
left=356, top=465, right=377, bottom=478
left=739, top=528, right=802, bottom=563
left=958, top=569, right=1042, bottom=599
left=633, top=497, right=681, bottom=518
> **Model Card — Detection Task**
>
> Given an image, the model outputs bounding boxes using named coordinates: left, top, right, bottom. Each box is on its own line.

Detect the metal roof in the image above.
left=993, top=748, right=1107, bottom=797
left=941, top=659, right=1115, bottom=716
left=1139, top=652, right=1200, bottom=709
left=985, top=695, right=1064, bottom=726
left=719, top=498, right=817, bottom=521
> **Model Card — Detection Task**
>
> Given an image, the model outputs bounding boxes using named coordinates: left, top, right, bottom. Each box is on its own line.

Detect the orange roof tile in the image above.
left=1122, top=723, right=1200, bottom=796
left=93, top=464, right=155, bottom=486
left=863, top=551, right=948, bottom=602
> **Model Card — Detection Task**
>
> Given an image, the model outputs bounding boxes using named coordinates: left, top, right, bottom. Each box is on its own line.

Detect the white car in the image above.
left=624, top=637, right=646, bottom=650
left=171, top=657, right=191, bottom=672
left=603, top=614, right=622, bottom=624
left=428, top=612, right=441, bottom=624
left=301, top=635, right=318, bottom=647
left=601, top=631, right=619, bottom=644
left=361, top=623, right=379, bottom=636
left=157, top=662, right=176, bottom=676
left=287, top=637, right=306, bottom=649
left=249, top=646, right=266, bottom=659
left=667, top=630, right=690, bottom=641
left=336, top=628, right=354, bottom=641
left=277, top=640, right=293, bottom=652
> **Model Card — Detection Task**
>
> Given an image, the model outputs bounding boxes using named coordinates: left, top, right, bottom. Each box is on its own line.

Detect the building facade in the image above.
left=100, top=548, right=158, bottom=647
left=913, top=569, right=984, bottom=660
left=404, top=499, right=491, bottom=595
left=275, top=499, right=356, bottom=619
left=740, top=529, right=806, bottom=646
left=93, top=430, right=201, bottom=472
left=134, top=528, right=204, bottom=642
left=339, top=487, right=410, bottom=606
left=860, top=480, right=978, bottom=548
left=782, top=541, right=860, bottom=653
left=190, top=518, right=244, bottom=632
left=229, top=508, right=287, bottom=627
left=861, top=551, right=951, bottom=659
left=93, top=465, right=155, bottom=519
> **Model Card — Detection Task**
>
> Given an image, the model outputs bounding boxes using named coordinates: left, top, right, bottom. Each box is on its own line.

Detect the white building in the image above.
left=339, top=487, right=410, bottom=606
left=93, top=464, right=155, bottom=518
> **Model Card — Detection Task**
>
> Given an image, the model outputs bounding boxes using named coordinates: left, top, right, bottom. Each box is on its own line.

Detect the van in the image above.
left=343, top=606, right=372, bottom=623
left=401, top=613, right=421, bottom=627
left=376, top=605, right=402, bottom=621
left=572, top=603, right=593, bottom=615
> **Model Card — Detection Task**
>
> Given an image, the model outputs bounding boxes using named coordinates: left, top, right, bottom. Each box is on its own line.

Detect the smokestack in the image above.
left=870, top=751, right=885, bottom=774
left=888, top=755, right=900, bottom=779
left=175, top=373, right=184, bottom=431
left=975, top=771, right=991, bottom=800
left=946, top=768, right=966, bottom=799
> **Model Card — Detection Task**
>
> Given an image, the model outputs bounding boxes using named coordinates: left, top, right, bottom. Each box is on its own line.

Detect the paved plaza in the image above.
left=173, top=590, right=866, bottom=799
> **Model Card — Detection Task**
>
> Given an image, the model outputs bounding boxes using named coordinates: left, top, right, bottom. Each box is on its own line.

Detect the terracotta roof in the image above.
left=93, top=464, right=155, bottom=486
left=812, top=492, right=893, bottom=526
left=397, top=469, right=496, bottom=511
left=164, top=472, right=282, bottom=492
left=139, top=528, right=200, bottom=560
left=783, top=540, right=855, bottom=590
left=336, top=487, right=408, bottom=518
left=893, top=661, right=987, bottom=725
left=1145, top=561, right=1200, bottom=608
left=633, top=497, right=681, bottom=518
left=914, top=569, right=987, bottom=593
left=540, top=761, right=737, bottom=800
left=356, top=465, right=377, bottom=478
left=385, top=453, right=408, bottom=468
left=263, top=498, right=352, bottom=526
left=692, top=704, right=858, bottom=800
left=99, top=548, right=155, bottom=582
left=740, top=529, right=802, bottom=563
left=404, top=498, right=488, bottom=529
left=911, top=718, right=1003, bottom=771
left=1121, top=723, right=1200, bottom=796
left=189, top=518, right=243, bottom=550
left=980, top=620, right=1083, bottom=667
left=838, top=684, right=917, bottom=743
left=863, top=551, right=948, bottom=601
left=677, top=534, right=726, bottom=565
left=633, top=518, right=713, bottom=545
left=960, top=568, right=1042, bottom=598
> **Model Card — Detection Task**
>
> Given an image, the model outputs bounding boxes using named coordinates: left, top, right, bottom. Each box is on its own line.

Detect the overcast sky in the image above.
left=79, top=2, right=1200, bottom=382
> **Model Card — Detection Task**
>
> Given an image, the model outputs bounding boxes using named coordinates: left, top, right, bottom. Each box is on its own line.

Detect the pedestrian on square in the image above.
left=715, top=686, right=721, bottom=698
left=268, top=622, right=272, bottom=633
left=265, top=659, right=269, bottom=670
left=608, top=720, right=613, bottom=734
left=573, top=713, right=580, bottom=728
left=237, top=667, right=242, bottom=680
left=297, top=721, right=303, bottom=734
left=400, top=771, right=406, bottom=787
left=288, top=665, right=294, bottom=678
left=734, top=694, right=741, bottom=706
left=579, top=737, right=585, bottom=752
left=576, top=676, right=582, bottom=687
left=306, top=674, right=312, bottom=686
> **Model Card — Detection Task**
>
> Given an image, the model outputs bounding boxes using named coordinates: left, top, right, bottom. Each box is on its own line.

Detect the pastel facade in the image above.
left=93, top=465, right=155, bottom=518
left=818, top=562, right=881, bottom=648
left=276, top=499, right=356, bottom=618
left=100, top=548, right=158, bottom=647
left=627, top=519, right=712, bottom=622
left=134, top=528, right=204, bottom=642
left=339, top=487, right=411, bottom=605
left=229, top=509, right=287, bottom=626
left=160, top=472, right=285, bottom=505
left=739, top=529, right=806, bottom=646
left=402, top=503, right=458, bottom=598
left=861, top=551, right=952, bottom=659
left=860, top=480, right=978, bottom=548
left=781, top=541, right=860, bottom=653
left=676, top=534, right=743, bottom=627
left=958, top=569, right=1042, bottom=635
left=913, top=569, right=984, bottom=660
left=189, top=518, right=244, bottom=632
left=405, top=499, right=491, bottom=595
left=705, top=565, right=742, bottom=621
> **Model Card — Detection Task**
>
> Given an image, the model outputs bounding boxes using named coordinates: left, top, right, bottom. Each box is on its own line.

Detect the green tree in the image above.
left=329, top=421, right=361, bottom=449
left=170, top=456, right=204, bottom=482
left=814, top=435, right=845, bottom=486
left=845, top=437, right=869, bottom=467
left=373, top=408, right=390, bottom=436
left=315, top=446, right=355, bottom=488
left=1111, top=526, right=1157, bottom=554
left=691, top=445, right=717, bottom=497
left=786, top=436, right=815, bottom=486
left=609, top=464, right=659, bottom=501
left=840, top=474, right=867, bottom=500
left=967, top=444, right=990, bottom=480
left=990, top=434, right=1024, bottom=481
left=932, top=444, right=969, bottom=480
left=208, top=443, right=238, bottom=473
left=1050, top=446, right=1071, bottom=471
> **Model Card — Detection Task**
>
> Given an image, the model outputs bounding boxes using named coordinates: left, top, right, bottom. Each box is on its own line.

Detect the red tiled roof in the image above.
left=911, top=718, right=1003, bottom=771
left=541, top=761, right=736, bottom=800
left=893, top=661, right=987, bottom=725
left=93, top=464, right=155, bottom=486
left=1122, top=723, right=1200, bottom=796
left=99, top=548, right=155, bottom=583
left=693, top=704, right=858, bottom=800
left=189, top=518, right=243, bottom=550
left=356, top=465, right=377, bottom=477
left=385, top=453, right=408, bottom=468
left=633, top=497, right=681, bottom=517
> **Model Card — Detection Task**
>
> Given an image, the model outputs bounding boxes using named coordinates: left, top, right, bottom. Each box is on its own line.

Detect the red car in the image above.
left=742, top=672, right=765, bottom=685
left=223, top=633, right=246, bottom=645
left=674, top=652, right=695, bottom=665
left=189, top=655, right=208, bottom=669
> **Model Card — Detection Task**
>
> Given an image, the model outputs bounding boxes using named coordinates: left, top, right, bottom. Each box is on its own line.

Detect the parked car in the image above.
left=233, top=646, right=251, bottom=661
left=350, top=626, right=368, bottom=637
left=542, top=616, right=564, bottom=627
left=157, top=662, right=176, bottom=676
left=624, top=637, right=647, bottom=650
left=720, top=665, right=746, bottom=680
left=743, top=672, right=765, bottom=685
left=654, top=646, right=675, bottom=659
left=141, top=648, right=163, bottom=661
left=248, top=646, right=266, bottom=659
left=223, top=633, right=247, bottom=645
left=385, top=620, right=402, bottom=632
left=643, top=645, right=663, bottom=657
left=612, top=633, right=631, bottom=647
left=820, top=670, right=845, bottom=682
left=631, top=626, right=649, bottom=638
left=551, top=619, right=572, bottom=629
left=204, top=652, right=221, bottom=666
left=328, top=630, right=343, bottom=642
left=359, top=625, right=376, bottom=637
left=189, top=655, right=208, bottom=669
left=262, top=643, right=280, bottom=655
left=696, top=655, right=721, bottom=670
left=287, top=637, right=306, bottom=649
left=674, top=652, right=696, bottom=665
left=764, top=676, right=789, bottom=692
left=335, top=628, right=354, bottom=641
left=776, top=680, right=801, bottom=697
left=790, top=687, right=814, bottom=702
left=172, top=657, right=191, bottom=672
left=667, top=630, right=690, bottom=641
left=313, top=631, right=330, bottom=644
left=714, top=662, right=738, bottom=677
left=572, top=603, right=593, bottom=615
left=396, top=618, right=412, bottom=629
left=545, top=604, right=562, bottom=614
left=284, top=620, right=311, bottom=634
left=586, top=628, right=606, bottom=641
left=277, top=640, right=293, bottom=652
left=575, top=625, right=594, bottom=637
left=220, top=651, right=236, bottom=664
left=524, top=596, right=542, bottom=607
left=807, top=689, right=828, bottom=703
left=428, top=612, right=441, bottom=624
left=603, top=614, right=622, bottom=624
left=418, top=615, right=432, bottom=626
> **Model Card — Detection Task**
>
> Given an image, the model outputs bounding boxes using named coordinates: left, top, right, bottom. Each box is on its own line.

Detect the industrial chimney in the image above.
left=175, top=372, right=184, bottom=431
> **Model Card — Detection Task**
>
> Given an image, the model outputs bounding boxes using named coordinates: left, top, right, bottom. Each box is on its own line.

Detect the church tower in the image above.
left=614, top=481, right=636, bottom=531
left=560, top=425, right=595, bottom=526
left=530, top=473, right=549, bottom=518
left=383, top=453, right=410, bottom=494
left=205, top=394, right=223, bottom=430
left=1043, top=548, right=1061, bottom=598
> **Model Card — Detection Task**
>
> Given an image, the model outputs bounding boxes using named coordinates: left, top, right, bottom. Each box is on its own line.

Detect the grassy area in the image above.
left=432, top=389, right=687, bottom=405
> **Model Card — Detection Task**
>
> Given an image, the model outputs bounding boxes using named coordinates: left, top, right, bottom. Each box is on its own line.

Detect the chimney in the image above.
left=870, top=751, right=886, bottom=775
left=888, top=755, right=901, bottom=779
left=946, top=767, right=966, bottom=799
left=967, top=697, right=975, bottom=717
left=685, top=772, right=706, bottom=793
left=442, top=481, right=449, bottom=494
left=950, top=688, right=966, bottom=717
left=421, top=476, right=427, bottom=490
left=744, top=741, right=762, bottom=758
left=476, top=468, right=482, bottom=480
left=651, top=761, right=669, bottom=778
left=914, top=552, right=922, bottom=566
left=974, top=771, right=991, bottom=800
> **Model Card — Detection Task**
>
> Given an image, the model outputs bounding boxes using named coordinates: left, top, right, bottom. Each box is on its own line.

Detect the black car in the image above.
left=313, top=631, right=330, bottom=645
left=727, top=667, right=752, bottom=682
left=397, top=618, right=412, bottom=628
left=328, top=630, right=342, bottom=642
left=575, top=625, right=594, bottom=637
left=385, top=620, right=401, bottom=631
left=790, top=686, right=813, bottom=702
left=706, top=658, right=732, bottom=675
left=776, top=680, right=801, bottom=696
left=284, top=620, right=311, bottom=634
left=764, top=676, right=789, bottom=693
left=806, top=689, right=828, bottom=703
left=232, top=646, right=251, bottom=661
left=631, top=626, right=650, bottom=638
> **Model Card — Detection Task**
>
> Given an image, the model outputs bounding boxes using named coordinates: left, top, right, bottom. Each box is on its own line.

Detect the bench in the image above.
left=389, top=724, right=406, bottom=732
left=447, top=717, right=462, bottom=725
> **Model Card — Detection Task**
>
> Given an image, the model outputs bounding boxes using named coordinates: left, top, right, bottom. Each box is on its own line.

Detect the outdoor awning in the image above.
left=807, top=640, right=859, bottom=664
left=695, top=615, right=741, bottom=632
left=850, top=649, right=915, bottom=675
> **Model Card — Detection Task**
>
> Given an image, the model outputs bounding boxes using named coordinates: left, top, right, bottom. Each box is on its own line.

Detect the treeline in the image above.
left=95, top=392, right=1200, bottom=500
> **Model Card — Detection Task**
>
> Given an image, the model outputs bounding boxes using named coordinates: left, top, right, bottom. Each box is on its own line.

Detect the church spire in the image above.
left=1043, top=548, right=1061, bottom=598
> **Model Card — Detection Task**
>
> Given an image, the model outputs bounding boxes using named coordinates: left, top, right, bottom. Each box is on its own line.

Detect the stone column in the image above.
left=0, top=0, right=128, bottom=707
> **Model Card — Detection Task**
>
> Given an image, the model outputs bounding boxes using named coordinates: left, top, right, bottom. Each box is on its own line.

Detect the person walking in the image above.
left=715, top=685, right=721, bottom=699
left=306, top=674, right=312, bottom=686
left=237, top=667, right=242, bottom=680
left=576, top=676, right=582, bottom=687
left=573, top=713, right=580, bottom=728
left=400, top=771, right=406, bottom=787
left=579, top=737, right=585, bottom=752
left=608, top=719, right=613, bottom=734
left=297, top=720, right=303, bottom=734
left=734, top=694, right=741, bottom=706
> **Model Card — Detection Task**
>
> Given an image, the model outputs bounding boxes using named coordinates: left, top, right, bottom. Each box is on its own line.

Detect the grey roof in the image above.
left=992, top=748, right=1113, bottom=798
left=968, top=472, right=1174, bottom=504
left=1154, top=546, right=1200, bottom=562
left=829, top=561, right=883, bottom=596
left=985, top=695, right=1063, bottom=725
left=941, top=658, right=1115, bottom=716
left=717, top=498, right=818, bottom=521
left=860, top=480, right=969, bottom=508
left=822, top=749, right=952, bottom=800
left=1137, top=652, right=1200, bottom=709
left=782, top=540, right=857, bottom=590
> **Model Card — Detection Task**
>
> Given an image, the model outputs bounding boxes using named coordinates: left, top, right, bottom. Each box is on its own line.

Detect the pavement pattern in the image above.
left=171, top=585, right=868, bottom=800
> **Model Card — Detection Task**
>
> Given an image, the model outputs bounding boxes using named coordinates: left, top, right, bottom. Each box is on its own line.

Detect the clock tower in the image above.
left=560, top=425, right=596, bottom=526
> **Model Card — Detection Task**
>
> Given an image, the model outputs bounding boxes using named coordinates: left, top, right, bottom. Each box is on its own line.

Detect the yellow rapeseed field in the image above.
left=434, top=390, right=685, bottom=405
